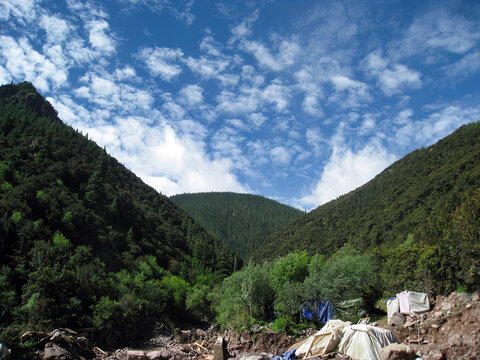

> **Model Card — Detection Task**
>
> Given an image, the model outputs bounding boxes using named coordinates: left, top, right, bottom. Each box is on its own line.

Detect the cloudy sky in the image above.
left=1, top=0, right=480, bottom=209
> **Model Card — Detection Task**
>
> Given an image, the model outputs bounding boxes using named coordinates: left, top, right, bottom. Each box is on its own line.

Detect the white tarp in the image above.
left=296, top=320, right=349, bottom=357
left=386, top=298, right=399, bottom=325
left=337, top=324, right=398, bottom=360
left=295, top=321, right=397, bottom=360
left=397, top=290, right=430, bottom=314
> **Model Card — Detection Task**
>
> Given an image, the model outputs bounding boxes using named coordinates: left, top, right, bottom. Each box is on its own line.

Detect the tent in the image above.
left=295, top=321, right=398, bottom=360
left=386, top=290, right=430, bottom=323
left=296, top=320, right=350, bottom=358
left=337, top=324, right=398, bottom=360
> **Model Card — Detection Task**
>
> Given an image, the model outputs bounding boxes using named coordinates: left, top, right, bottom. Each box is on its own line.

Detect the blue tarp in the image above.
left=271, top=349, right=296, bottom=360
left=302, top=301, right=334, bottom=323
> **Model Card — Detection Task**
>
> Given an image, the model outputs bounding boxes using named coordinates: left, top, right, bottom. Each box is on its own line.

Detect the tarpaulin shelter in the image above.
left=302, top=301, right=334, bottom=323
left=296, top=320, right=350, bottom=358
left=386, top=290, right=430, bottom=324
left=337, top=324, right=398, bottom=360
left=295, top=320, right=398, bottom=360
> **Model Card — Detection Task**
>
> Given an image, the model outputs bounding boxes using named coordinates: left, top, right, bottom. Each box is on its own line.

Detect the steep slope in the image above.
left=255, top=122, right=480, bottom=261
left=170, top=192, right=305, bottom=260
left=0, top=82, right=233, bottom=345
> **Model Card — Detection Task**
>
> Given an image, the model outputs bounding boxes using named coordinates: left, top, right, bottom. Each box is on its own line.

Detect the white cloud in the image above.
left=0, top=65, right=12, bottom=85
left=228, top=10, right=259, bottom=44
left=87, top=19, right=116, bottom=54
left=138, top=47, right=183, bottom=81
left=200, top=35, right=222, bottom=57
left=270, top=146, right=292, bottom=166
left=0, top=0, right=38, bottom=23
left=39, top=13, right=71, bottom=44
left=115, top=65, right=137, bottom=80
left=394, top=105, right=480, bottom=148
left=299, top=144, right=396, bottom=209
left=248, top=112, right=267, bottom=128
left=392, top=9, right=480, bottom=60
left=364, top=52, right=422, bottom=96
left=217, top=89, right=260, bottom=114
left=179, top=84, right=203, bottom=106
left=184, top=56, right=229, bottom=79
left=242, top=38, right=300, bottom=71
left=74, top=73, right=154, bottom=111
left=0, top=36, right=68, bottom=91
left=261, top=80, right=290, bottom=112
left=443, top=51, right=480, bottom=78
left=241, top=65, right=265, bottom=87
left=294, top=67, right=323, bottom=116
left=329, top=75, right=370, bottom=108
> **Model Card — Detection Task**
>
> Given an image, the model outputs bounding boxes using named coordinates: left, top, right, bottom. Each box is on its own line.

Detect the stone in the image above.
left=380, top=343, right=417, bottom=360
left=431, top=323, right=440, bottom=329
left=403, top=321, right=415, bottom=328
left=390, top=312, right=405, bottom=327
left=127, top=349, right=147, bottom=359
left=43, top=342, right=72, bottom=360
left=147, top=350, right=163, bottom=360
left=238, top=355, right=263, bottom=360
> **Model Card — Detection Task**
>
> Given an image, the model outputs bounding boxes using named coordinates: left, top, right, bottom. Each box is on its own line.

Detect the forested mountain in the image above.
left=255, top=122, right=480, bottom=262
left=216, top=124, right=480, bottom=332
left=170, top=192, right=304, bottom=260
left=0, top=82, right=233, bottom=348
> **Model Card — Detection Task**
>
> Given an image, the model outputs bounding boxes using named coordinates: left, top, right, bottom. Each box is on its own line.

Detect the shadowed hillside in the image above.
left=0, top=82, right=233, bottom=348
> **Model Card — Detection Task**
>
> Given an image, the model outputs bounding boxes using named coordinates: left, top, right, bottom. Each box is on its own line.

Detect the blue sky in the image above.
left=1, top=0, right=480, bottom=209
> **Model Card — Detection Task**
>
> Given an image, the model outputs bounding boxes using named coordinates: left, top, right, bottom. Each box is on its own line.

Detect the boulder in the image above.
left=390, top=312, right=405, bottom=327
left=43, top=342, right=73, bottom=360
left=380, top=343, right=417, bottom=360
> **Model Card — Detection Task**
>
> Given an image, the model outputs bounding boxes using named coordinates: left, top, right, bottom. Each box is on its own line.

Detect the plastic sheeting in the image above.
left=397, top=290, right=430, bottom=314
left=337, top=324, right=398, bottom=360
left=296, top=320, right=350, bottom=358
left=386, top=298, right=399, bottom=324
left=302, top=301, right=334, bottom=323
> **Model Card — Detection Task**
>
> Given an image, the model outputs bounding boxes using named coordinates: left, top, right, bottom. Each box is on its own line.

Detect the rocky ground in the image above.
left=19, top=291, right=479, bottom=360
left=389, top=291, right=480, bottom=360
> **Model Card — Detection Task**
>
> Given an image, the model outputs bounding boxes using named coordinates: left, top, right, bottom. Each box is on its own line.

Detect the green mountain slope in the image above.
left=0, top=82, right=233, bottom=346
left=255, top=122, right=480, bottom=261
left=170, top=192, right=305, bottom=260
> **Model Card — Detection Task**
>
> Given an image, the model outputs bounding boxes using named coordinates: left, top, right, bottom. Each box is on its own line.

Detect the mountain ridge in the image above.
left=254, top=121, right=480, bottom=261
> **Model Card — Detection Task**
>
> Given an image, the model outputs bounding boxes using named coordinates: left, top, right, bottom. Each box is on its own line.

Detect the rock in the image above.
left=238, top=355, right=263, bottom=360
left=43, top=342, right=73, bottom=359
left=424, top=351, right=445, bottom=360
left=127, top=349, right=147, bottom=359
left=179, top=330, right=191, bottom=342
left=390, top=312, right=405, bottom=327
left=380, top=343, right=417, bottom=360
left=433, top=311, right=443, bottom=318
left=146, top=350, right=163, bottom=360
left=431, top=323, right=440, bottom=329
left=403, top=321, right=416, bottom=328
